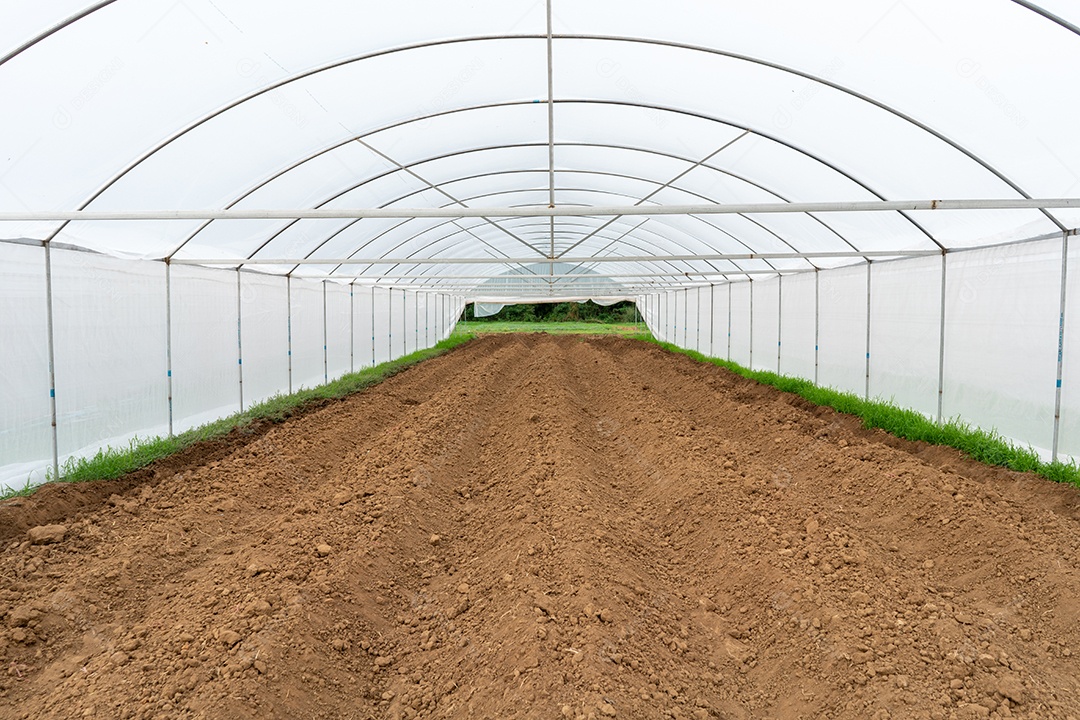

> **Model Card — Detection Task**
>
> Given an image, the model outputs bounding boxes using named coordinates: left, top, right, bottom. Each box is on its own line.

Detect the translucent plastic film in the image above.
left=353, top=286, right=375, bottom=370
left=0, top=243, right=51, bottom=489
left=778, top=273, right=816, bottom=382
left=1061, top=238, right=1080, bottom=458
left=324, top=282, right=351, bottom=378
left=52, top=250, right=168, bottom=460
left=240, top=272, right=289, bottom=406
left=817, top=265, right=868, bottom=397
left=171, top=265, right=240, bottom=433
left=751, top=278, right=780, bottom=373
left=943, top=240, right=1061, bottom=453
left=729, top=283, right=751, bottom=367
left=869, top=256, right=943, bottom=419
left=289, top=278, right=326, bottom=391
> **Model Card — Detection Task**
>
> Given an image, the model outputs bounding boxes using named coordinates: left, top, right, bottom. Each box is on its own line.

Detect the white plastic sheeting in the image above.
left=869, top=257, right=943, bottom=419
left=817, top=265, right=868, bottom=398
left=0, top=243, right=51, bottom=486
left=942, top=241, right=1062, bottom=453
left=0, top=247, right=461, bottom=492
left=52, top=251, right=169, bottom=457
left=474, top=303, right=504, bottom=318
left=778, top=273, right=816, bottom=382
left=239, top=272, right=289, bottom=407
left=171, top=265, right=240, bottom=433
left=1063, top=238, right=1080, bottom=459
left=2, top=1, right=1079, bottom=297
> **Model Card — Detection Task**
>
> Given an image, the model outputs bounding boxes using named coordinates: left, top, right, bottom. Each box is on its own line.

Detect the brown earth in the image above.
left=2, top=333, right=1080, bottom=720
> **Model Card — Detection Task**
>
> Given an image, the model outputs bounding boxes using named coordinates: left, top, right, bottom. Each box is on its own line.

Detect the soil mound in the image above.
left=2, top=334, right=1078, bottom=719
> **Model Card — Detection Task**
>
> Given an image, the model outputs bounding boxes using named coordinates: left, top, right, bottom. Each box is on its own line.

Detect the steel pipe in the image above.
left=6, top=198, right=1078, bottom=222
left=174, top=250, right=939, bottom=265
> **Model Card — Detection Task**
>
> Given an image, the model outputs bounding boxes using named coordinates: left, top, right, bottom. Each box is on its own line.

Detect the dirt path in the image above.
left=2, top=334, right=1080, bottom=720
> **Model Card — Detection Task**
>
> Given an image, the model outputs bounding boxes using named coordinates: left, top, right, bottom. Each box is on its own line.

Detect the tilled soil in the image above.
left=2, top=334, right=1080, bottom=720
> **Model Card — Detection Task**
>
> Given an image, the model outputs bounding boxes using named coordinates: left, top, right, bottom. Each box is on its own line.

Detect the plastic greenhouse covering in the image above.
left=1, top=0, right=1079, bottom=489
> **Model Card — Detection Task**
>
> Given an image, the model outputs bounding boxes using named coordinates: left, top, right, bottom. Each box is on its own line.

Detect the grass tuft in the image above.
left=1, top=333, right=474, bottom=500
left=642, top=337, right=1080, bottom=489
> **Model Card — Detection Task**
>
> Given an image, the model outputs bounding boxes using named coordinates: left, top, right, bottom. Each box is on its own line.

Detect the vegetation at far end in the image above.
left=463, top=300, right=640, bottom=324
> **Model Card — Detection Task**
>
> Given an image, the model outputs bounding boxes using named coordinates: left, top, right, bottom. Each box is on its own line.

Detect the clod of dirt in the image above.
left=26, top=523, right=67, bottom=544
left=315, top=543, right=333, bottom=557
left=218, top=630, right=242, bottom=647
left=996, top=674, right=1026, bottom=703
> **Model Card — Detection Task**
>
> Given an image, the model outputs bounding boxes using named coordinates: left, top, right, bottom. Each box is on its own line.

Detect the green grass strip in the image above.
left=1, top=333, right=475, bottom=500
left=637, top=335, right=1080, bottom=489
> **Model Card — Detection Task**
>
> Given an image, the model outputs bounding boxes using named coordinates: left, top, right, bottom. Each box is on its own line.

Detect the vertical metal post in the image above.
left=727, top=282, right=732, bottom=361
left=777, top=275, right=783, bottom=374
left=749, top=280, right=754, bottom=370
left=370, top=286, right=376, bottom=366
left=165, top=261, right=174, bottom=437
left=237, top=269, right=244, bottom=410
left=43, top=242, right=60, bottom=481
left=322, top=280, right=328, bottom=384
left=544, top=0, right=555, bottom=277
left=681, top=289, right=687, bottom=348
left=865, top=261, right=872, bottom=400
left=1052, top=232, right=1070, bottom=461
left=415, top=290, right=419, bottom=352
left=814, top=269, right=820, bottom=385
left=665, top=289, right=673, bottom=343
left=286, top=275, right=293, bottom=394
left=425, top=292, right=430, bottom=347
left=696, top=287, right=702, bottom=352
left=709, top=284, right=715, bottom=356
left=937, top=252, right=947, bottom=423
left=349, top=283, right=355, bottom=373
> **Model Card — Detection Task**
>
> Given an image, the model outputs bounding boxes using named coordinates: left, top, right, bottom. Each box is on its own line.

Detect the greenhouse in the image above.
left=2, top=2, right=1080, bottom=718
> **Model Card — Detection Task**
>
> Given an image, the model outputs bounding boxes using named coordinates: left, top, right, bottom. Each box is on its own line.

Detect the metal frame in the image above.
left=165, top=261, right=174, bottom=437
left=165, top=139, right=863, bottom=268
left=27, top=31, right=1070, bottom=250
left=204, top=165, right=823, bottom=285
left=14, top=198, right=1074, bottom=223
left=1053, top=232, right=1070, bottom=460
left=40, top=92, right=960, bottom=267
left=245, top=156, right=850, bottom=281
left=237, top=268, right=245, bottom=410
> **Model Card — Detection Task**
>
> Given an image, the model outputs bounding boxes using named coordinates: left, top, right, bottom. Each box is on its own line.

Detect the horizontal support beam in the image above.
left=176, top=250, right=937, bottom=265
left=351, top=270, right=789, bottom=280
left=2, top=198, right=1078, bottom=222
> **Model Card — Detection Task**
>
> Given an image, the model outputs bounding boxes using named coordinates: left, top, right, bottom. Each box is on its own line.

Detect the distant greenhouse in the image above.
left=1, top=0, right=1079, bottom=486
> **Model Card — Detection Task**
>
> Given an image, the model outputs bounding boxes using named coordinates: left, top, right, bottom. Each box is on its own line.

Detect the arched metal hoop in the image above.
left=38, top=32, right=1068, bottom=246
